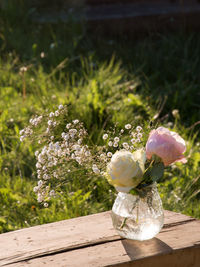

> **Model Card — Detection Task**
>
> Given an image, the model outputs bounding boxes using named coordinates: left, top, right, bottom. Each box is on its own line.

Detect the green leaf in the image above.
left=149, top=162, right=164, bottom=182
left=129, top=188, right=139, bottom=196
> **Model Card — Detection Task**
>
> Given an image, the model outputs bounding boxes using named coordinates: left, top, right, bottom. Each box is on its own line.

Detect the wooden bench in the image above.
left=0, top=210, right=200, bottom=266
left=33, top=1, right=200, bottom=34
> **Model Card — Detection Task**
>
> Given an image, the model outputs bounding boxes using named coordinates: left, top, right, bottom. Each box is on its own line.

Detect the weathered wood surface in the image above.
left=0, top=210, right=199, bottom=267
left=32, top=1, right=200, bottom=35
left=33, top=1, right=200, bottom=23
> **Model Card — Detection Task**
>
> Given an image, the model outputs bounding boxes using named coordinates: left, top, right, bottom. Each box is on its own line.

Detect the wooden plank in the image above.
left=32, top=1, right=200, bottom=34
left=85, top=2, right=200, bottom=21
left=33, top=2, right=200, bottom=23
left=85, top=0, right=173, bottom=5
left=86, top=0, right=198, bottom=4
left=6, top=219, right=200, bottom=267
left=0, top=210, right=196, bottom=266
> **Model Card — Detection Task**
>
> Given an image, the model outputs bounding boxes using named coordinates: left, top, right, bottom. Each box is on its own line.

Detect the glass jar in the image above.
left=111, top=183, right=164, bottom=241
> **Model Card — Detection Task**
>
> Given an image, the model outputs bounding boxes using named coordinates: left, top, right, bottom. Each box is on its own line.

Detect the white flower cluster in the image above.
left=99, top=124, right=143, bottom=169
left=21, top=104, right=146, bottom=207
left=20, top=115, right=44, bottom=141
left=19, top=105, right=67, bottom=143
left=30, top=115, right=92, bottom=205
left=85, top=124, right=144, bottom=178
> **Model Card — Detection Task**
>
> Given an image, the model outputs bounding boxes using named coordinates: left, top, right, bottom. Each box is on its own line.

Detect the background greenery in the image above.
left=0, top=0, right=200, bottom=233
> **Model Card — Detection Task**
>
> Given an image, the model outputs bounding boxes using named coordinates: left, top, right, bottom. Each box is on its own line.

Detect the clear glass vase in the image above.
left=111, top=183, right=164, bottom=241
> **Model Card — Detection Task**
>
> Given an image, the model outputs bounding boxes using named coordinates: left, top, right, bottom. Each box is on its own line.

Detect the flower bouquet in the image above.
left=20, top=105, right=187, bottom=240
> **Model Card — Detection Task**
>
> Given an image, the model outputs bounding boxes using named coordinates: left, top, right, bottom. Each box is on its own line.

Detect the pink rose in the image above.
left=146, top=127, right=187, bottom=166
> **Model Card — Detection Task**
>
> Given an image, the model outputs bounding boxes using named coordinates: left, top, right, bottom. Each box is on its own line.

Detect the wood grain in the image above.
left=6, top=220, right=200, bottom=267
left=0, top=210, right=199, bottom=266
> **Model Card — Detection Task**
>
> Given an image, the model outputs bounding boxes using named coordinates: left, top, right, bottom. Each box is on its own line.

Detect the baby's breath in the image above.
left=103, top=134, right=108, bottom=140
left=21, top=106, right=146, bottom=206
left=114, top=137, right=119, bottom=142
left=136, top=126, right=142, bottom=132
left=108, top=141, right=113, bottom=146
left=125, top=124, right=131, bottom=129
left=107, top=152, right=112, bottom=157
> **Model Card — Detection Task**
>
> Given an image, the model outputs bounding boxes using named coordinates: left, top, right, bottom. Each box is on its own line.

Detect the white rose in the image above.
left=106, top=149, right=146, bottom=193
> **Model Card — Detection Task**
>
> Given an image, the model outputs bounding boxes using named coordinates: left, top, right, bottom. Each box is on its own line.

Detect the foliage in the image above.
left=0, top=1, right=199, bottom=233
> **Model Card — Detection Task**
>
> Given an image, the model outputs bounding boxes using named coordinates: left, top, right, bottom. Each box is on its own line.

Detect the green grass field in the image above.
left=0, top=1, right=200, bottom=233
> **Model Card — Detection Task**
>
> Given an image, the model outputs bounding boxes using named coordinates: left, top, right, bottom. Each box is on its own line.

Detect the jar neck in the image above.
left=125, top=182, right=157, bottom=198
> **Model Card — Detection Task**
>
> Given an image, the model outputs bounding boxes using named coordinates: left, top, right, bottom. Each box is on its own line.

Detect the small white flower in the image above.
left=51, top=136, right=54, bottom=140
left=76, top=157, right=81, bottom=164
left=20, top=66, right=27, bottom=73
left=38, top=180, right=43, bottom=187
left=55, top=110, right=59, bottom=116
left=85, top=151, right=91, bottom=157
left=114, top=137, right=119, bottom=142
left=44, top=202, right=48, bottom=208
left=78, top=139, right=82, bottom=145
left=33, top=186, right=38, bottom=192
left=58, top=104, right=63, bottom=110
left=103, top=134, right=108, bottom=140
left=73, top=119, right=79, bottom=124
left=131, top=139, right=136, bottom=144
left=125, top=124, right=131, bottom=129
left=64, top=134, right=69, bottom=141
left=123, top=142, right=129, bottom=150
left=108, top=141, right=113, bottom=147
left=92, top=164, right=100, bottom=174
left=43, top=174, right=49, bottom=180
left=41, top=146, right=47, bottom=154
left=172, top=109, right=179, bottom=117
left=61, top=132, right=66, bottom=138
left=38, top=154, right=44, bottom=163
left=49, top=112, right=54, bottom=117
left=19, top=129, right=24, bottom=135
left=66, top=123, right=71, bottom=129
left=40, top=52, right=45, bottom=58
left=136, top=126, right=142, bottom=132
left=107, top=152, right=112, bottom=157
left=131, top=132, right=137, bottom=137
left=36, top=163, right=42, bottom=169
left=113, top=142, right=118, bottom=147
left=137, top=133, right=143, bottom=139
left=69, top=129, right=77, bottom=136
left=37, top=194, right=43, bottom=203
left=48, top=120, right=52, bottom=126
left=20, top=136, right=25, bottom=142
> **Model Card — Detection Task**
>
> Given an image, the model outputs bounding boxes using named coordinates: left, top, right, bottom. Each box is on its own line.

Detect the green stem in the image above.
left=136, top=199, right=139, bottom=224
left=119, top=196, right=140, bottom=229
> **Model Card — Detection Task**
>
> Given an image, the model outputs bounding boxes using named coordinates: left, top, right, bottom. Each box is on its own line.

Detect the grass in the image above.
left=0, top=1, right=200, bottom=233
